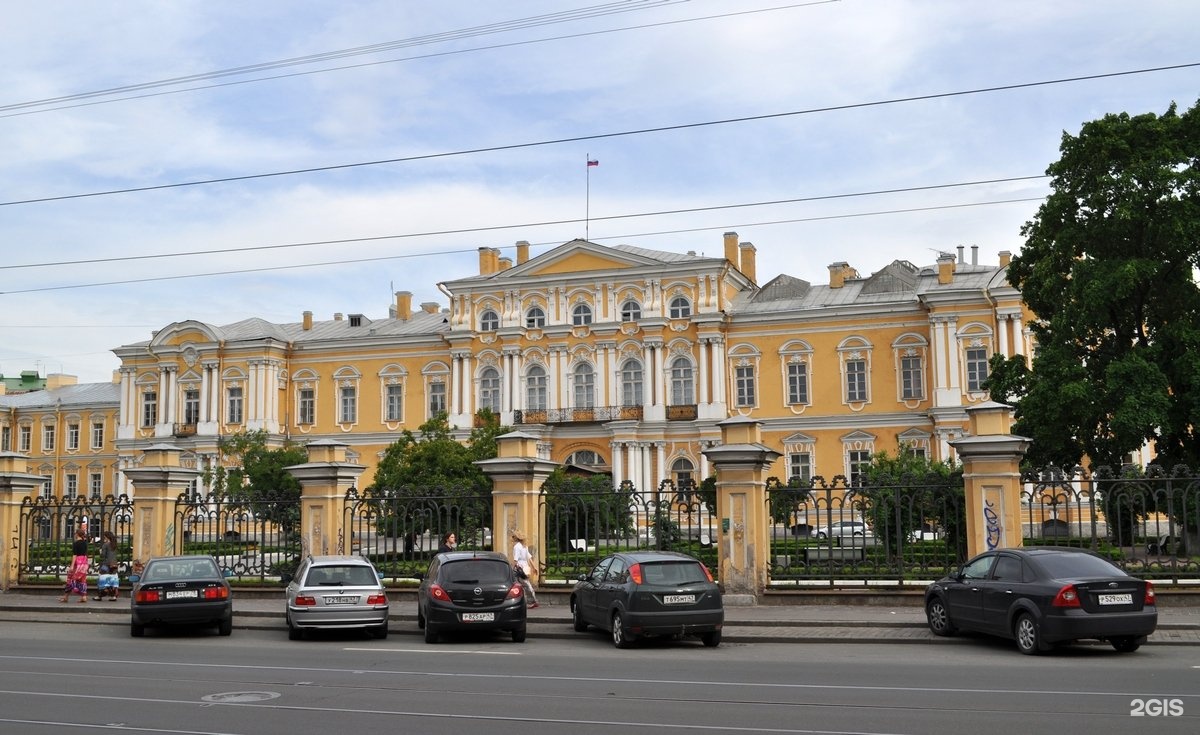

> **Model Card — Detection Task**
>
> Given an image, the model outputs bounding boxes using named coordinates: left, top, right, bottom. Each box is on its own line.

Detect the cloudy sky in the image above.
left=1, top=0, right=1196, bottom=384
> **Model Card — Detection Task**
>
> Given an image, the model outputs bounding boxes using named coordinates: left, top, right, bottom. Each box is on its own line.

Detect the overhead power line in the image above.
left=1, top=62, right=1192, bottom=209
left=0, top=194, right=1044, bottom=296
left=0, top=175, right=1046, bottom=271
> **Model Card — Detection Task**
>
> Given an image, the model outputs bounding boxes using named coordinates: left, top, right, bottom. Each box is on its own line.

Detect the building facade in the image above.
left=2, top=234, right=1032, bottom=498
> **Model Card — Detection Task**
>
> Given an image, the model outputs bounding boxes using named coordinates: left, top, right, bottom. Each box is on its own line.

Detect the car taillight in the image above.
left=203, top=586, right=229, bottom=600
left=136, top=589, right=160, bottom=603
left=430, top=583, right=450, bottom=602
left=629, top=563, right=643, bottom=584
left=294, top=595, right=316, bottom=606
left=1144, top=581, right=1156, bottom=606
left=701, top=564, right=714, bottom=583
left=367, top=594, right=388, bottom=605
left=507, top=583, right=524, bottom=600
left=1052, top=584, right=1080, bottom=607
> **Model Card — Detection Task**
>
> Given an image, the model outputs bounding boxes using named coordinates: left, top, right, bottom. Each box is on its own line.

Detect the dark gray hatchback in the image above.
left=417, top=551, right=527, bottom=643
left=570, top=550, right=723, bottom=648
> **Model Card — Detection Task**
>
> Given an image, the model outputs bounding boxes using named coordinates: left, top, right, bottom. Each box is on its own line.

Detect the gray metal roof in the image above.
left=0, top=382, right=120, bottom=409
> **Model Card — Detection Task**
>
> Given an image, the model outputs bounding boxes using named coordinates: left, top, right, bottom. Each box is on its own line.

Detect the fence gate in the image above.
left=174, top=492, right=302, bottom=582
left=17, top=493, right=134, bottom=583
left=342, top=486, right=492, bottom=583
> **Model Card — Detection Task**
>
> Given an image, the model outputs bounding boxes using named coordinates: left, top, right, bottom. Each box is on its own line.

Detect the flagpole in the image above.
left=585, top=153, right=591, bottom=241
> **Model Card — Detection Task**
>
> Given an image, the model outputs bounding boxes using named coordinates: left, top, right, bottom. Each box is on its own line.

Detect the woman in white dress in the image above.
left=510, top=530, right=539, bottom=608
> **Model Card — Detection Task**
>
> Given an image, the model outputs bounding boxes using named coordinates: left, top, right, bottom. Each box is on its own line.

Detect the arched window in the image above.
left=572, top=303, right=593, bottom=326
left=573, top=363, right=595, bottom=408
left=480, top=309, right=499, bottom=332
left=479, top=367, right=501, bottom=413
left=526, top=365, right=547, bottom=410
left=620, top=300, right=642, bottom=322
left=567, top=449, right=604, bottom=467
left=670, top=357, right=694, bottom=405
left=620, top=358, right=643, bottom=407
left=671, top=458, right=695, bottom=491
left=669, top=296, right=692, bottom=319
left=525, top=306, right=546, bottom=329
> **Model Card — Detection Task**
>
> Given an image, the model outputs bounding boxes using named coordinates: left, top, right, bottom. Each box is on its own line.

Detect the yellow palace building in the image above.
left=3, top=233, right=1031, bottom=498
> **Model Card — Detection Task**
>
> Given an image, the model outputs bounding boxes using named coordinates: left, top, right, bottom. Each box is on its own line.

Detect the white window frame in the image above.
left=572, top=363, right=595, bottom=408
left=339, top=385, right=357, bottom=424
left=526, top=366, right=547, bottom=410
left=385, top=383, right=404, bottom=422
left=67, top=422, right=80, bottom=451
left=668, top=296, right=691, bottom=319
left=479, top=367, right=502, bottom=413
left=620, top=300, right=642, bottom=322
left=571, top=303, right=593, bottom=326
left=480, top=309, right=500, bottom=332
left=42, top=424, right=56, bottom=452
left=91, top=422, right=104, bottom=449
left=669, top=357, right=694, bottom=405
left=227, top=386, right=244, bottom=424
left=142, top=390, right=158, bottom=428
left=298, top=387, right=315, bottom=424
left=525, top=306, right=546, bottom=329
left=620, top=358, right=643, bottom=407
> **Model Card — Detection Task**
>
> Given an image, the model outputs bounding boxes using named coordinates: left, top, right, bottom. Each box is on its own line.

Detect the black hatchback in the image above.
left=571, top=550, right=723, bottom=648
left=924, top=547, right=1157, bottom=654
left=417, top=551, right=527, bottom=643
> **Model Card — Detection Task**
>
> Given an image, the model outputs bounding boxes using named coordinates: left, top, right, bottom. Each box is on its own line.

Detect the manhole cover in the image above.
left=202, top=691, right=281, bottom=703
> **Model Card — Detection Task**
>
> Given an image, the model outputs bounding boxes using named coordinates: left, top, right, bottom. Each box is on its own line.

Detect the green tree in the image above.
left=857, top=449, right=964, bottom=559
left=987, top=99, right=1200, bottom=470
left=201, top=429, right=307, bottom=537
left=540, top=470, right=634, bottom=552
left=366, top=411, right=502, bottom=541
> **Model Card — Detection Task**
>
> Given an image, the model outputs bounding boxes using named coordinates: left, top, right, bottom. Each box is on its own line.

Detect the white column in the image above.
left=711, top=339, right=727, bottom=405
left=641, top=443, right=653, bottom=498
left=699, top=441, right=710, bottom=479
left=946, top=318, right=961, bottom=392
left=641, top=344, right=654, bottom=412
left=501, top=353, right=512, bottom=415
left=653, top=345, right=665, bottom=407
left=119, top=370, right=132, bottom=426
left=557, top=349, right=569, bottom=409
left=608, top=345, right=619, bottom=407
left=698, top=339, right=710, bottom=405
left=157, top=370, right=168, bottom=429
left=997, top=314, right=1010, bottom=357
left=594, top=348, right=607, bottom=409
left=1012, top=314, right=1027, bottom=359
left=655, top=441, right=667, bottom=493
left=450, top=355, right=461, bottom=416
left=460, top=355, right=473, bottom=418
left=611, top=441, right=624, bottom=486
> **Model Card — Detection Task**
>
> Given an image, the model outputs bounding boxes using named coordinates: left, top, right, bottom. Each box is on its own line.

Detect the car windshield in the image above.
left=1036, top=553, right=1125, bottom=580
left=641, top=561, right=708, bottom=585
left=144, top=559, right=217, bottom=582
left=442, top=560, right=510, bottom=584
left=307, top=565, right=378, bottom=586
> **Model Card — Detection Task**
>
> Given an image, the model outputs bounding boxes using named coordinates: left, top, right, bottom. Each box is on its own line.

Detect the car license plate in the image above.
left=1098, top=593, right=1132, bottom=605
left=461, top=612, right=495, bottom=622
left=663, top=594, right=696, bottom=605
left=165, top=590, right=198, bottom=599
left=324, top=595, right=359, bottom=605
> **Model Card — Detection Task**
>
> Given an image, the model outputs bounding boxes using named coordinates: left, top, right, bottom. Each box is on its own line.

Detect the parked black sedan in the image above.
left=924, top=547, right=1157, bottom=654
left=571, top=550, right=723, bottom=648
left=130, top=555, right=232, bottom=637
left=417, top=551, right=527, bottom=643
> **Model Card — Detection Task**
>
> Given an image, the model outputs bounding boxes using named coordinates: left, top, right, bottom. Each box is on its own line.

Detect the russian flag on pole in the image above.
left=587, top=159, right=599, bottom=167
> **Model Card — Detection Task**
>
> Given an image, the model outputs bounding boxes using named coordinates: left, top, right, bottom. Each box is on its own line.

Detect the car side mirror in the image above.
left=577, top=574, right=587, bottom=582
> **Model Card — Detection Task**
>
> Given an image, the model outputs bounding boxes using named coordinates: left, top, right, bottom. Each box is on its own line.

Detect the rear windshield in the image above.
left=144, top=558, right=218, bottom=582
left=440, top=559, right=510, bottom=584
left=641, top=561, right=709, bottom=585
left=306, top=564, right=378, bottom=586
left=1035, top=553, right=1124, bottom=580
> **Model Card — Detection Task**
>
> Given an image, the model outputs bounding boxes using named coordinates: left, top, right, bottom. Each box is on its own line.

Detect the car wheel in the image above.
left=416, top=607, right=426, bottom=630
left=1014, top=612, right=1042, bottom=655
left=816, top=532, right=827, bottom=539
left=925, top=597, right=957, bottom=636
left=424, top=623, right=439, bottom=644
left=371, top=621, right=389, bottom=640
left=130, top=622, right=144, bottom=638
left=572, top=599, right=588, bottom=632
left=512, top=625, right=527, bottom=643
left=218, top=617, right=233, bottom=637
left=1110, top=636, right=1141, bottom=653
left=701, top=630, right=721, bottom=647
left=287, top=621, right=303, bottom=641
left=612, top=611, right=634, bottom=649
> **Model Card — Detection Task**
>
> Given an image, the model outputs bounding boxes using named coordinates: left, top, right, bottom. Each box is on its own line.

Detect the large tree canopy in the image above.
left=988, top=99, right=1200, bottom=469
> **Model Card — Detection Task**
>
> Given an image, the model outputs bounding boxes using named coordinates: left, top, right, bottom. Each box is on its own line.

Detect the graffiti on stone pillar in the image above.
left=983, top=499, right=1002, bottom=550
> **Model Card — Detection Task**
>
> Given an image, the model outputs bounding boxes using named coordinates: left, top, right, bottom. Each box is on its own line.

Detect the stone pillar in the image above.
left=285, top=439, right=365, bottom=558
left=949, top=401, right=1030, bottom=557
left=123, top=444, right=201, bottom=565
left=702, top=417, right=780, bottom=604
left=475, top=432, right=559, bottom=579
left=0, top=451, right=47, bottom=590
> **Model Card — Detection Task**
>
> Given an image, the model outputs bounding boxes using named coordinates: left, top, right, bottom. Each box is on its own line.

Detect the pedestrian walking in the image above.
left=95, top=531, right=120, bottom=601
left=510, top=529, right=539, bottom=608
left=437, top=532, right=457, bottom=553
left=59, top=528, right=90, bottom=603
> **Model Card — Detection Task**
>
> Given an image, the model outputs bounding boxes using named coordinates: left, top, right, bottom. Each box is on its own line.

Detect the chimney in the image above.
left=479, top=247, right=494, bottom=275
left=498, top=257, right=512, bottom=271
left=971, top=245, right=978, bottom=266
left=516, top=240, right=530, bottom=265
left=723, top=232, right=740, bottom=270
left=302, top=311, right=313, bottom=330
left=957, top=245, right=965, bottom=264
left=421, top=302, right=439, bottom=314
left=937, top=253, right=956, bottom=284
left=828, top=262, right=850, bottom=289
left=395, top=291, right=412, bottom=321
left=999, top=250, right=1012, bottom=267
left=334, top=312, right=344, bottom=321
left=739, top=242, right=757, bottom=284
left=46, top=373, right=77, bottom=390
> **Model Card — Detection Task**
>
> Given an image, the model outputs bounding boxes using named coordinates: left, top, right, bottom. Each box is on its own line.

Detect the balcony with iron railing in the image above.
left=173, top=423, right=197, bottom=437
left=513, top=406, right=644, bottom=425
left=666, top=404, right=698, bottom=421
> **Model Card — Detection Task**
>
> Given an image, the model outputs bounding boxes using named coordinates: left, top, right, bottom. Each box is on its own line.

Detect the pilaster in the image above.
left=0, top=451, right=46, bottom=590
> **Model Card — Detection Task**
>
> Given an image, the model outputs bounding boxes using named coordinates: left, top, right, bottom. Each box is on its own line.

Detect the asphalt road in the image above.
left=1, top=619, right=1197, bottom=735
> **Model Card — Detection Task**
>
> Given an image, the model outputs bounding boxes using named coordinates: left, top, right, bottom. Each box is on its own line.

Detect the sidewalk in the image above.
left=3, top=588, right=1199, bottom=645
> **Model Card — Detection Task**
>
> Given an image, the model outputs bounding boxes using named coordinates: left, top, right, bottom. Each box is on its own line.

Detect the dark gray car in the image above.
left=570, top=550, right=723, bottom=648
left=417, top=551, right=527, bottom=643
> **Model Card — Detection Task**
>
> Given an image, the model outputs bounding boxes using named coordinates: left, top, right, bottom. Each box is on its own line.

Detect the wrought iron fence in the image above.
left=537, top=479, right=719, bottom=584
left=174, top=492, right=303, bottom=582
left=343, top=486, right=493, bottom=582
left=766, top=475, right=964, bottom=586
left=17, top=493, right=135, bottom=583
left=1021, top=465, right=1200, bottom=581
